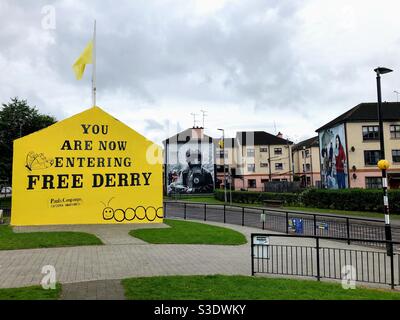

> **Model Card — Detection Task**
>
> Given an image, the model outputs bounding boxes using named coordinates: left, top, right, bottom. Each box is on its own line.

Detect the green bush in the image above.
left=215, top=188, right=400, bottom=214
left=300, top=188, right=400, bottom=214
left=214, top=190, right=299, bottom=205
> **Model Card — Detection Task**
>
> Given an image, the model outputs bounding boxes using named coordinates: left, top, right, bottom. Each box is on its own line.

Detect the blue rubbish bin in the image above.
left=288, top=218, right=304, bottom=234
left=294, top=218, right=304, bottom=234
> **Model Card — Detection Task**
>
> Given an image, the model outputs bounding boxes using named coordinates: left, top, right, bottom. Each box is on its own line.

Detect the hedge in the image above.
left=214, top=190, right=299, bottom=205
left=214, top=188, right=400, bottom=214
left=300, top=188, right=400, bottom=214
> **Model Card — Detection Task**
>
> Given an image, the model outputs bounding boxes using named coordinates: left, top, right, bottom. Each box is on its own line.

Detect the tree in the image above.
left=0, top=98, right=56, bottom=182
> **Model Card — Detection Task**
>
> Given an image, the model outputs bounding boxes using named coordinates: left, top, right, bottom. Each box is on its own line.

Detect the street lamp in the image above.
left=217, top=128, right=227, bottom=203
left=374, top=66, right=393, bottom=254
left=303, top=146, right=307, bottom=187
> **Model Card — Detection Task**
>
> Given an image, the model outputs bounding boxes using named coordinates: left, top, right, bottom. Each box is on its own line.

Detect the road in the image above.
left=164, top=201, right=400, bottom=247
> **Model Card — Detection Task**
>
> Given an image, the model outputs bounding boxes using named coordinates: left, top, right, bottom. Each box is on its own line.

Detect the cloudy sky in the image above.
left=2, top=0, right=400, bottom=144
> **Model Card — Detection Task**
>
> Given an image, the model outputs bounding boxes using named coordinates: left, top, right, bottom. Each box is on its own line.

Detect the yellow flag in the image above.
left=72, top=40, right=93, bottom=80
left=219, top=139, right=224, bottom=148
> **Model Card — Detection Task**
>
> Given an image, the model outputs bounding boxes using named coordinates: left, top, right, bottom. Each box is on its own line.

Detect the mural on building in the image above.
left=319, top=124, right=348, bottom=189
left=165, top=141, right=214, bottom=194
left=11, top=106, right=163, bottom=226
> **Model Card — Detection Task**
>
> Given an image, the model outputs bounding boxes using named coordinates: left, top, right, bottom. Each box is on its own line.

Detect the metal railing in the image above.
left=164, top=201, right=400, bottom=248
left=251, top=233, right=400, bottom=289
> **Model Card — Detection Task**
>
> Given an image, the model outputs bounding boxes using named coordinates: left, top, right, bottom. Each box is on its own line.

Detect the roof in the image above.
left=163, top=127, right=213, bottom=144
left=316, top=102, right=400, bottom=132
left=236, top=131, right=293, bottom=146
left=292, top=136, right=319, bottom=151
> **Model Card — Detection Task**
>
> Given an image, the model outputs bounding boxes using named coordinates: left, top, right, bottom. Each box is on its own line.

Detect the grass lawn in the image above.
left=129, top=219, right=247, bottom=245
left=0, top=225, right=102, bottom=250
left=122, top=275, right=400, bottom=300
left=0, top=283, right=61, bottom=300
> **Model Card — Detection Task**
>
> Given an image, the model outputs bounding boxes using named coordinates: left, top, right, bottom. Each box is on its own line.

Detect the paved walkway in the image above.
left=13, top=223, right=170, bottom=245
left=60, top=279, right=125, bottom=300
left=0, top=219, right=397, bottom=299
left=0, top=221, right=259, bottom=291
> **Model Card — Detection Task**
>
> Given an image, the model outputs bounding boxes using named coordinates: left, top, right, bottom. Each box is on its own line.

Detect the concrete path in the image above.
left=60, top=279, right=125, bottom=300
left=13, top=223, right=170, bottom=245
left=0, top=221, right=257, bottom=290
left=0, top=219, right=398, bottom=298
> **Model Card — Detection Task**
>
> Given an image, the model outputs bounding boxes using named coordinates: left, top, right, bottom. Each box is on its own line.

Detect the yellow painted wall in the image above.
left=346, top=121, right=400, bottom=188
left=346, top=121, right=400, bottom=170
left=11, top=106, right=163, bottom=226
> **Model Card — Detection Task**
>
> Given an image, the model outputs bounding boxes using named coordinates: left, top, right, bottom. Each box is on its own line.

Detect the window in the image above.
left=366, top=177, right=382, bottom=189
left=248, top=179, right=256, bottom=188
left=275, top=163, right=283, bottom=170
left=302, top=163, right=311, bottom=172
left=274, top=148, right=282, bottom=155
left=392, top=150, right=400, bottom=163
left=247, top=164, right=255, bottom=172
left=247, top=148, right=255, bottom=157
left=302, top=149, right=310, bottom=158
left=362, top=126, right=379, bottom=141
left=364, top=150, right=380, bottom=166
left=260, top=147, right=268, bottom=152
left=260, top=162, right=268, bottom=167
left=390, top=125, right=400, bottom=139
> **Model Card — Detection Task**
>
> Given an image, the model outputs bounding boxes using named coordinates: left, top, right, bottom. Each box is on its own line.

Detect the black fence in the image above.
left=164, top=201, right=400, bottom=248
left=251, top=233, right=400, bottom=289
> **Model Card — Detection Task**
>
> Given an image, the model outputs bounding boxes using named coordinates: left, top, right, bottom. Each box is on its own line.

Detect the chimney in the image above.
left=191, top=127, right=204, bottom=140
left=277, top=131, right=283, bottom=139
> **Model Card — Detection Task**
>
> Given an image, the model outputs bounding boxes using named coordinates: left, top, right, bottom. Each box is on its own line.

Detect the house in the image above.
left=163, top=127, right=215, bottom=195
left=316, top=102, right=400, bottom=189
left=292, top=136, right=321, bottom=187
left=213, top=137, right=237, bottom=189
left=233, top=131, right=293, bottom=191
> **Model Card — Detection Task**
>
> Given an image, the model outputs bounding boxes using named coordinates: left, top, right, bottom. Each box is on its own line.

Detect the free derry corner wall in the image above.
left=11, top=106, right=163, bottom=226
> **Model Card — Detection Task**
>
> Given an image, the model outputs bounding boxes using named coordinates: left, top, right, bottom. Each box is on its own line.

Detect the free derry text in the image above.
left=26, top=125, right=153, bottom=190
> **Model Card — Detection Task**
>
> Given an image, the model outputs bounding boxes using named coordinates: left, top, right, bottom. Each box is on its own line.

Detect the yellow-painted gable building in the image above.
left=11, top=106, right=163, bottom=226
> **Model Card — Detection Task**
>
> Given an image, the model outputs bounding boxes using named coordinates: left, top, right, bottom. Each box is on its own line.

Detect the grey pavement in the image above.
left=13, top=223, right=170, bottom=245
left=0, top=219, right=398, bottom=297
left=60, top=279, right=125, bottom=300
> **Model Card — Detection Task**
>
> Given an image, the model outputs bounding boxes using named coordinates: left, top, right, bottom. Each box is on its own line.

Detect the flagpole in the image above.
left=92, top=20, right=97, bottom=107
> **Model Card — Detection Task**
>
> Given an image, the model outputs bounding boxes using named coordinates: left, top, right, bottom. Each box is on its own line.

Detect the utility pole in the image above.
left=200, top=109, right=207, bottom=128
left=190, top=113, right=198, bottom=127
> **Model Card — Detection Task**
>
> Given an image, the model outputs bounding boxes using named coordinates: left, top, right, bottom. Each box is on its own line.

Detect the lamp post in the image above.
left=218, top=128, right=227, bottom=203
left=374, top=66, right=393, bottom=254
left=303, top=146, right=307, bottom=187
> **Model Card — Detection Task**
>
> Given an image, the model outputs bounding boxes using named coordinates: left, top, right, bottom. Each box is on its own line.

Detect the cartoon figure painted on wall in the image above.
left=101, top=198, right=163, bottom=222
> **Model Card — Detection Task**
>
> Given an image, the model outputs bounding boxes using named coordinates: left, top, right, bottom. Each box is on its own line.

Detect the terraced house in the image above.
left=316, top=102, right=400, bottom=189
left=292, top=136, right=321, bottom=187
left=232, top=131, right=293, bottom=191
